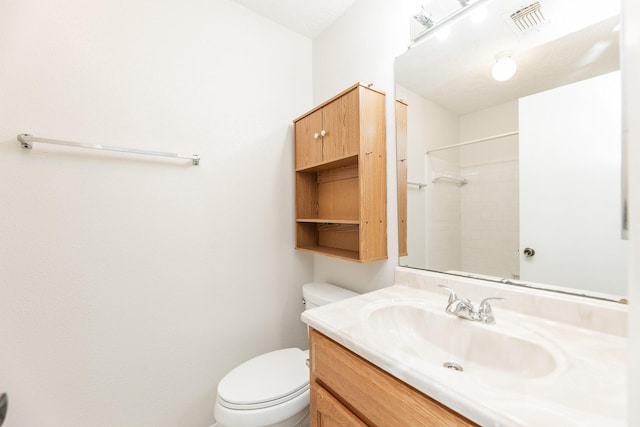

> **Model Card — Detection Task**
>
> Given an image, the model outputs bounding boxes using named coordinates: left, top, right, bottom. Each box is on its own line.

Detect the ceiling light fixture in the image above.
left=492, top=52, right=517, bottom=81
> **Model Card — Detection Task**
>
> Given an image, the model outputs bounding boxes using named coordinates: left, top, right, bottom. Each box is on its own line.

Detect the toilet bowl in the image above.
left=214, top=282, right=357, bottom=427
left=214, top=348, right=310, bottom=427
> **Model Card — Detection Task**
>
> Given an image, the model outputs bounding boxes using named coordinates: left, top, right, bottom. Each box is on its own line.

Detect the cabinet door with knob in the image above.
left=295, top=108, right=324, bottom=168
left=295, top=87, right=360, bottom=170
left=320, top=88, right=359, bottom=164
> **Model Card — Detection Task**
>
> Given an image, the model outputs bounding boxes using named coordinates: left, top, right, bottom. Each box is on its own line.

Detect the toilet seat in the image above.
left=217, top=348, right=310, bottom=410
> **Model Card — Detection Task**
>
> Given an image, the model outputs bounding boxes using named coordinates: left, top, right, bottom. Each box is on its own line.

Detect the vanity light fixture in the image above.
left=412, top=0, right=491, bottom=43
left=492, top=52, right=517, bottom=81
left=414, top=5, right=434, bottom=29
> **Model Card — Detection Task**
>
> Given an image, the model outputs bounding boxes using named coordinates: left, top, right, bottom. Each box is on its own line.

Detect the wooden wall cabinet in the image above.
left=309, top=329, right=477, bottom=426
left=395, top=99, right=408, bottom=257
left=294, top=83, right=387, bottom=263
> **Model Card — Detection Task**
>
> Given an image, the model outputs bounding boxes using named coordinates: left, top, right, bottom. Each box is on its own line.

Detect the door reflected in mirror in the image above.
left=395, top=0, right=627, bottom=300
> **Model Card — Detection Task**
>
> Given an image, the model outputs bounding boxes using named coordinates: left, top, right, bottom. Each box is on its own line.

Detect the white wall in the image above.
left=0, top=1, right=313, bottom=426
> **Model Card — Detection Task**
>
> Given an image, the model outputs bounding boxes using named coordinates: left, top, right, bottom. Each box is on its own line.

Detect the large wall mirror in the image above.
left=395, top=0, right=627, bottom=301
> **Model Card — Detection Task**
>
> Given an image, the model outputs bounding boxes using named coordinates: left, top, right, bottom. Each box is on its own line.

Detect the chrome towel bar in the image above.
left=17, top=134, right=200, bottom=165
left=432, top=173, right=468, bottom=186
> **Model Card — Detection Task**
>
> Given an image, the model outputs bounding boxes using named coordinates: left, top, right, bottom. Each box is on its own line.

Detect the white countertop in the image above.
left=301, top=269, right=628, bottom=426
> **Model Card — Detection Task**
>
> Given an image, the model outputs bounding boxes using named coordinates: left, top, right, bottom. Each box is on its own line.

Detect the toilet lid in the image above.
left=217, top=348, right=310, bottom=409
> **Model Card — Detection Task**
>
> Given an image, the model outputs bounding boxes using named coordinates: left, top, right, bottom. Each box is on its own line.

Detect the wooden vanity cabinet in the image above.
left=308, top=329, right=477, bottom=426
left=312, top=385, right=367, bottom=427
left=294, top=83, right=387, bottom=263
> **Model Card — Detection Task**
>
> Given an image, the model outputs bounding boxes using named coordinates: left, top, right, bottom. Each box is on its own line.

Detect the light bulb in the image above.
left=492, top=56, right=517, bottom=81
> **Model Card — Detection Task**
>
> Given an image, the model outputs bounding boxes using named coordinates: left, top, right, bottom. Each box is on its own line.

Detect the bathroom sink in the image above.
left=303, top=281, right=626, bottom=426
left=362, top=299, right=561, bottom=379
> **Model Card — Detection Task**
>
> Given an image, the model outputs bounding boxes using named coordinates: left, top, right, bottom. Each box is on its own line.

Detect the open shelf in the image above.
left=295, top=245, right=361, bottom=262
left=295, top=155, right=358, bottom=173
left=296, top=222, right=360, bottom=260
left=296, top=165, right=360, bottom=222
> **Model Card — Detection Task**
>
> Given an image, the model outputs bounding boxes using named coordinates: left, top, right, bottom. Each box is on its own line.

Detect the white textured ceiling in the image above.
left=228, top=0, right=357, bottom=39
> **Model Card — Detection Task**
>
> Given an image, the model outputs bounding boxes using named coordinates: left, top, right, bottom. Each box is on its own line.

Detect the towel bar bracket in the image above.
left=18, top=134, right=33, bottom=149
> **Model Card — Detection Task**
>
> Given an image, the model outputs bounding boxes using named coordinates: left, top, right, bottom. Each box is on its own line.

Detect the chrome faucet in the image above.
left=437, top=285, right=505, bottom=324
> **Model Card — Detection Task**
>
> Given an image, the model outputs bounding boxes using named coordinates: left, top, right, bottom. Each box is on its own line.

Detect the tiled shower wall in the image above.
left=460, top=159, right=520, bottom=279
left=426, top=154, right=462, bottom=272
left=458, top=101, right=520, bottom=279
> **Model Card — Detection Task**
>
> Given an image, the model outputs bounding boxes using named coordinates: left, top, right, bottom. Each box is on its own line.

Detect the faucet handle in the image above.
left=479, top=297, right=505, bottom=312
left=477, top=297, right=505, bottom=323
left=437, top=285, right=458, bottom=304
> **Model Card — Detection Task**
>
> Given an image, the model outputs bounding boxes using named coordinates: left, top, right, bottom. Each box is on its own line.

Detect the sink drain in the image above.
left=443, top=362, right=463, bottom=372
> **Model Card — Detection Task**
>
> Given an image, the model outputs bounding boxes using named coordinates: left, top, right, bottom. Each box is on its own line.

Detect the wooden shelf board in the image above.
left=297, top=218, right=360, bottom=225
left=295, top=245, right=361, bottom=262
left=296, top=155, right=358, bottom=173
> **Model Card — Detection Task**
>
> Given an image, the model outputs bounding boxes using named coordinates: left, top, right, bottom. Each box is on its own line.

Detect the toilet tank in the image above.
left=302, top=282, right=358, bottom=310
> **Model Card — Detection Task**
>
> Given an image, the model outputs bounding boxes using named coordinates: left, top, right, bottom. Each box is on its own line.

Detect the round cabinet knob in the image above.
left=320, top=130, right=327, bottom=137
left=523, top=247, right=536, bottom=257
left=313, top=133, right=319, bottom=140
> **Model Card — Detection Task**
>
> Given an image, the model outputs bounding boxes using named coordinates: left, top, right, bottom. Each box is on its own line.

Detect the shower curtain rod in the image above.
left=426, top=130, right=519, bottom=154
left=17, top=134, right=201, bottom=165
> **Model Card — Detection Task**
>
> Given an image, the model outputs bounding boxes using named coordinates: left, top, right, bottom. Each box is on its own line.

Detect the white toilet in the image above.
left=214, top=282, right=358, bottom=427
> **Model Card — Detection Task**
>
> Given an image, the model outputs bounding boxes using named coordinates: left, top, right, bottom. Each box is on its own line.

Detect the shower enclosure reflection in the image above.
left=396, top=0, right=627, bottom=299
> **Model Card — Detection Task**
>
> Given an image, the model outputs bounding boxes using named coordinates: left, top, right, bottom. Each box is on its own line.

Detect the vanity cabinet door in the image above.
left=311, top=384, right=367, bottom=427
left=309, top=329, right=477, bottom=426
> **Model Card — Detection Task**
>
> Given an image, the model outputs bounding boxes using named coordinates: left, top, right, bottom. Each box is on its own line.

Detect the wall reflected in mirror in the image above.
left=395, top=0, right=627, bottom=300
